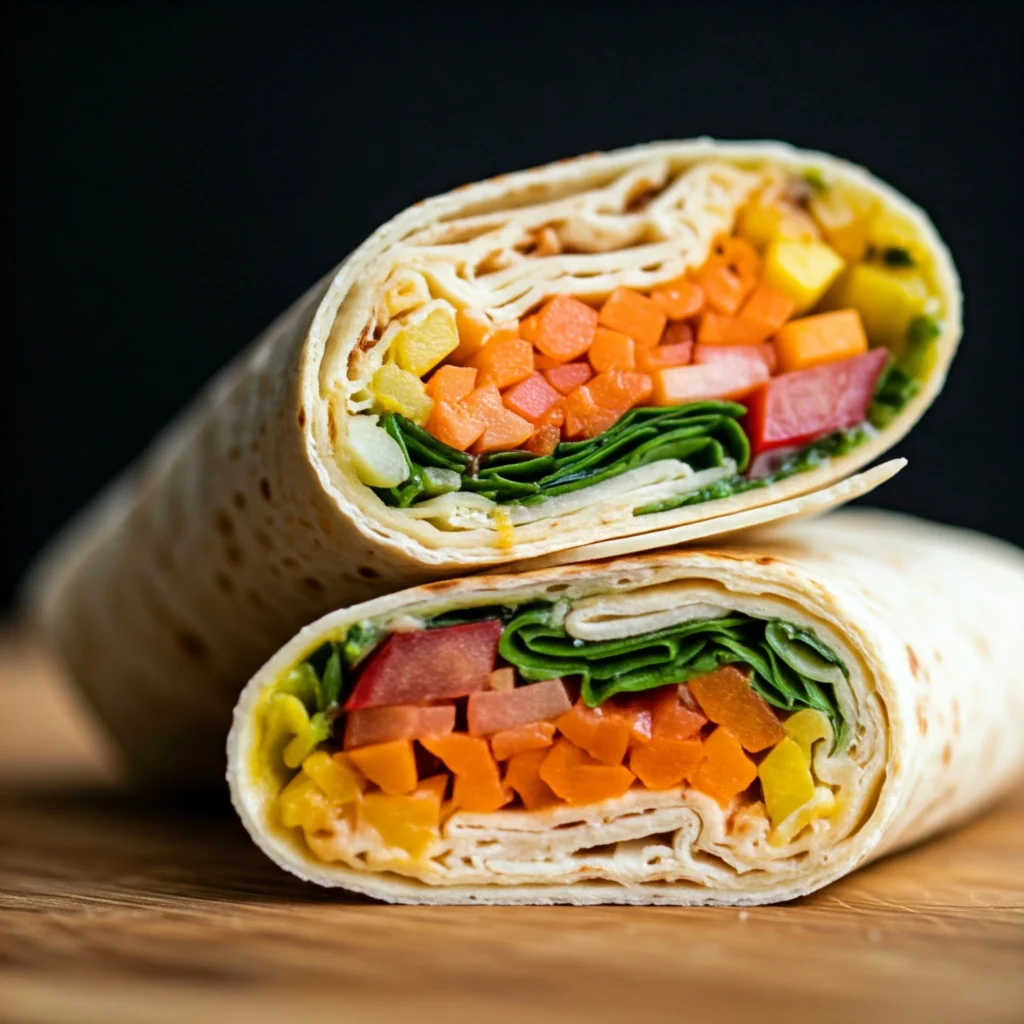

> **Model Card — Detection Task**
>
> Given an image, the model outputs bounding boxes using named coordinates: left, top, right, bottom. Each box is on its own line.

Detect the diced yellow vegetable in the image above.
left=371, top=362, right=434, bottom=424
left=492, top=506, right=515, bottom=552
left=783, top=709, right=832, bottom=760
left=737, top=199, right=818, bottom=250
left=261, top=693, right=326, bottom=770
left=392, top=303, right=459, bottom=377
left=278, top=772, right=334, bottom=831
left=758, top=737, right=816, bottom=829
left=809, top=187, right=880, bottom=262
left=302, top=751, right=364, bottom=805
left=762, top=238, right=845, bottom=314
left=868, top=211, right=928, bottom=266
left=343, top=415, right=410, bottom=488
left=359, top=791, right=442, bottom=858
left=826, top=263, right=928, bottom=349
left=769, top=787, right=837, bottom=847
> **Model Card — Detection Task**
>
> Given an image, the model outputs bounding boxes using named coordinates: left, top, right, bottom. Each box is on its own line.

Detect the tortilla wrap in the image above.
left=27, top=140, right=960, bottom=784
left=228, top=510, right=1024, bottom=905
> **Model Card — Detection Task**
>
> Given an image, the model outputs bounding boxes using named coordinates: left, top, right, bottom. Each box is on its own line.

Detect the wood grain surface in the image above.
left=0, top=627, right=1021, bottom=1024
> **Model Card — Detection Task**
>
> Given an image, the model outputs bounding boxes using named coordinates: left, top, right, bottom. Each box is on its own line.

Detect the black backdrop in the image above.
left=4, top=3, right=1022, bottom=608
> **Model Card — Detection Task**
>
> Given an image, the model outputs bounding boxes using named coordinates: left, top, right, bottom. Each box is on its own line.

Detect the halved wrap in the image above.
left=228, top=510, right=1024, bottom=905
left=29, top=140, right=960, bottom=784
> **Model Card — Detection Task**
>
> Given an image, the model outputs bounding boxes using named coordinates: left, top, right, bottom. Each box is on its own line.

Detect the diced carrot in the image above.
left=417, top=774, right=449, bottom=802
left=454, top=309, right=495, bottom=364
left=420, top=734, right=509, bottom=813
left=347, top=739, right=418, bottom=795
left=563, top=385, right=616, bottom=440
left=688, top=666, right=786, bottom=752
left=555, top=701, right=631, bottom=766
left=629, top=737, right=703, bottom=789
left=519, top=313, right=541, bottom=343
left=652, top=360, right=769, bottom=405
left=690, top=726, right=757, bottom=807
left=651, top=686, right=707, bottom=740
left=773, top=309, right=868, bottom=373
left=544, top=361, right=593, bottom=395
left=695, top=264, right=750, bottom=316
left=659, top=320, right=696, bottom=347
left=588, top=328, right=636, bottom=371
left=533, top=352, right=565, bottom=371
left=693, top=343, right=775, bottom=376
left=598, top=287, right=667, bottom=347
left=540, top=739, right=635, bottom=805
left=650, top=278, right=706, bottom=320
left=469, top=332, right=534, bottom=390
left=589, top=369, right=653, bottom=413
left=491, top=721, right=557, bottom=761
left=425, top=399, right=485, bottom=452
left=502, top=372, right=562, bottom=424
left=636, top=341, right=693, bottom=373
left=462, top=385, right=534, bottom=454
left=425, top=365, right=477, bottom=405
left=697, top=311, right=772, bottom=346
left=708, top=236, right=762, bottom=283
left=740, top=281, right=796, bottom=332
left=505, top=748, right=559, bottom=810
left=524, top=424, right=561, bottom=456
left=530, top=295, right=598, bottom=361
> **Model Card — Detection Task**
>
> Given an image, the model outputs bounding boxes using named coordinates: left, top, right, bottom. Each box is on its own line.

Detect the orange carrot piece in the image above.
left=544, top=361, right=593, bottom=395
left=523, top=424, right=562, bottom=456
left=347, top=739, right=418, bottom=795
left=562, top=385, right=616, bottom=440
left=740, top=281, right=796, bottom=332
left=425, top=364, right=477, bottom=404
left=555, top=701, right=630, bottom=766
left=420, top=734, right=509, bottom=813
left=530, top=295, right=598, bottom=361
left=454, top=309, right=496, bottom=364
left=469, top=332, right=534, bottom=390
left=695, top=265, right=750, bottom=316
left=651, top=278, right=706, bottom=320
left=690, top=726, right=757, bottom=807
left=519, top=313, right=541, bottom=343
left=425, top=399, right=485, bottom=452
left=652, top=360, right=769, bottom=405
left=773, top=309, right=868, bottom=373
left=588, top=369, right=653, bottom=413
left=416, top=774, right=449, bottom=802
left=709, top=236, right=762, bottom=282
left=462, top=385, right=534, bottom=454
left=659, top=319, right=696, bottom=347
left=630, top=737, right=703, bottom=789
left=502, top=372, right=562, bottom=424
left=533, top=352, right=565, bottom=371
left=598, top=287, right=667, bottom=347
left=637, top=341, right=693, bottom=373
left=588, top=328, right=636, bottom=371
left=505, top=748, right=559, bottom=810
left=651, top=687, right=707, bottom=740
left=697, top=311, right=773, bottom=346
left=688, top=666, right=786, bottom=752
left=491, top=721, right=557, bottom=761
left=540, top=739, right=635, bottom=805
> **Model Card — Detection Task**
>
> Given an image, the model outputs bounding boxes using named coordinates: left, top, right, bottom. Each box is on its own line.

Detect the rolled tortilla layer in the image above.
left=29, top=140, right=959, bottom=784
left=228, top=510, right=1024, bottom=905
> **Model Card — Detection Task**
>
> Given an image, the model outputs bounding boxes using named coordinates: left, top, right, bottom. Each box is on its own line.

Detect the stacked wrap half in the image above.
left=228, top=511, right=1024, bottom=904
left=28, top=140, right=961, bottom=785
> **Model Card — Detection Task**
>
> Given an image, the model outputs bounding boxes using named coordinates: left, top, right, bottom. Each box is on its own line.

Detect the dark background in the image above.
left=4, top=2, right=1022, bottom=608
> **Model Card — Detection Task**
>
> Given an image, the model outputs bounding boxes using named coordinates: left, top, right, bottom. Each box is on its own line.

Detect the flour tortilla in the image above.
left=228, top=510, right=1024, bottom=905
left=27, top=140, right=961, bottom=785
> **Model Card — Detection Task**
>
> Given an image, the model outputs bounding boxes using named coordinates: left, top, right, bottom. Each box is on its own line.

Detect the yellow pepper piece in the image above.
left=809, top=187, right=880, bottom=262
left=762, top=238, right=845, bottom=315
left=769, top=787, right=837, bottom=847
left=371, top=362, right=434, bottom=425
left=392, top=303, right=459, bottom=377
left=784, top=709, right=832, bottom=760
left=868, top=211, right=929, bottom=267
left=825, top=263, right=928, bottom=350
left=302, top=751, right=364, bottom=805
left=758, top=737, right=816, bottom=829
left=278, top=773, right=334, bottom=832
left=261, top=693, right=326, bottom=770
left=737, top=198, right=818, bottom=250
left=359, top=790, right=442, bottom=858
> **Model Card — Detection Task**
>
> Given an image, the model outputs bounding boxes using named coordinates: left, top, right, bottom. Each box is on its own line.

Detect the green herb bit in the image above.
left=803, top=168, right=827, bottom=192
left=881, top=246, right=915, bottom=268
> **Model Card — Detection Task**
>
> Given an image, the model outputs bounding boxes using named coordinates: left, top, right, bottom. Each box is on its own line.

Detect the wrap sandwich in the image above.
left=30, top=140, right=961, bottom=784
left=228, top=510, right=1024, bottom=905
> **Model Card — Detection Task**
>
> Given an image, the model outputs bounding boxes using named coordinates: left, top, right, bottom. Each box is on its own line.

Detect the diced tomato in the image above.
left=692, top=343, right=775, bottom=376
left=544, top=361, right=593, bottom=394
left=467, top=678, right=572, bottom=736
left=345, top=620, right=503, bottom=710
left=344, top=704, right=455, bottom=748
left=502, top=372, right=562, bottom=424
left=652, top=360, right=769, bottom=406
left=743, top=347, right=888, bottom=455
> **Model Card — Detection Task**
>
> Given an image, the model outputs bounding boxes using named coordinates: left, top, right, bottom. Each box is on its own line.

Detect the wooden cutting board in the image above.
left=0, top=628, right=1021, bottom=1024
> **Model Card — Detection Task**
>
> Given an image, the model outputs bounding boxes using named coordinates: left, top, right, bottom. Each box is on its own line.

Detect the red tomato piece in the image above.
left=743, top=347, right=888, bottom=456
left=467, top=678, right=572, bottom=736
left=344, top=704, right=455, bottom=748
left=345, top=621, right=504, bottom=710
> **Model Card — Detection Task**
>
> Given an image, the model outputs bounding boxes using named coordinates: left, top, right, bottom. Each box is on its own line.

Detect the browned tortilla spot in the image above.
left=358, top=566, right=380, bottom=580
left=214, top=571, right=233, bottom=594
left=232, top=491, right=246, bottom=511
left=303, top=576, right=326, bottom=594
left=213, top=509, right=233, bottom=537
left=756, top=556, right=775, bottom=566
left=225, top=544, right=243, bottom=566
left=942, top=744, right=953, bottom=766
left=177, top=629, right=208, bottom=661
left=297, top=406, right=306, bottom=428
left=917, top=698, right=929, bottom=736
left=259, top=478, right=272, bottom=502
left=906, top=644, right=922, bottom=681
